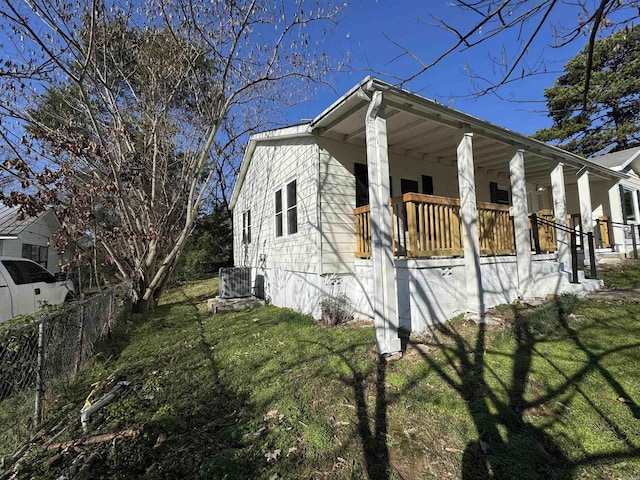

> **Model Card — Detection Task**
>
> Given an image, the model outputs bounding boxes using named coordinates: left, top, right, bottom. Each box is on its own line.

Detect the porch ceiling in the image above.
left=311, top=77, right=625, bottom=187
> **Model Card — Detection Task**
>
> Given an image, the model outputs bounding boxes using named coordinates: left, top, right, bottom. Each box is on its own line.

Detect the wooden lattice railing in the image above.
left=354, top=193, right=515, bottom=258
left=355, top=195, right=615, bottom=259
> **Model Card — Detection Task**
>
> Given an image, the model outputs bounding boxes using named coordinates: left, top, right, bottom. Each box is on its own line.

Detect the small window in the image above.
left=275, top=190, right=283, bottom=237
left=287, top=180, right=297, bottom=235
left=490, top=182, right=510, bottom=205
left=401, top=179, right=419, bottom=194
left=422, top=175, right=433, bottom=195
left=622, top=187, right=636, bottom=222
left=22, top=243, right=48, bottom=268
left=242, top=210, right=251, bottom=244
left=355, top=162, right=369, bottom=207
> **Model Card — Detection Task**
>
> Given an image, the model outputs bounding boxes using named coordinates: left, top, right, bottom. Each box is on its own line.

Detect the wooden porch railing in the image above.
left=354, top=194, right=613, bottom=259
left=354, top=193, right=515, bottom=258
left=596, top=216, right=612, bottom=248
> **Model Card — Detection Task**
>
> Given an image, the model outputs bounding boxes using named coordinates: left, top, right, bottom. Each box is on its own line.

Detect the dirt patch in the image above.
left=586, top=288, right=640, bottom=300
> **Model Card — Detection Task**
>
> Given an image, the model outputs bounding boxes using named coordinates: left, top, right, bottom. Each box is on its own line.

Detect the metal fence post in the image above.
left=631, top=224, right=638, bottom=260
left=587, top=232, right=597, bottom=279
left=74, top=304, right=85, bottom=377
left=34, top=318, right=45, bottom=427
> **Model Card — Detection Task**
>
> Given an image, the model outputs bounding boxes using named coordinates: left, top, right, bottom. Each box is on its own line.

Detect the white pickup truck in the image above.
left=0, top=257, right=75, bottom=323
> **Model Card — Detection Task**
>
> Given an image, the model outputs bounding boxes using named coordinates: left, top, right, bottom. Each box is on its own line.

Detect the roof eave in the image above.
left=229, top=124, right=313, bottom=211
left=619, top=148, right=640, bottom=172
left=312, top=77, right=625, bottom=181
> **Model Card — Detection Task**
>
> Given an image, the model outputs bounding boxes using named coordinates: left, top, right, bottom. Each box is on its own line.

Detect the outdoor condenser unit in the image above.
left=219, top=267, right=252, bottom=299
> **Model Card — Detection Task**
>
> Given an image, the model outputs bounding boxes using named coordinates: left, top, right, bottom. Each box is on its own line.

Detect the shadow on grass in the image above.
left=302, top=293, right=640, bottom=479
left=339, top=352, right=391, bottom=479
left=23, top=292, right=268, bottom=480
left=34, top=289, right=640, bottom=480
left=408, top=296, right=640, bottom=479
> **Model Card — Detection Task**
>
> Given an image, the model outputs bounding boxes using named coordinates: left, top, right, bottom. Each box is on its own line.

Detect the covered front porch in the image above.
left=310, top=77, right=626, bottom=355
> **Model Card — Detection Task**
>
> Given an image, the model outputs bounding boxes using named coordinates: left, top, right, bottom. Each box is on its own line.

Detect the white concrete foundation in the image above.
left=251, top=255, right=603, bottom=336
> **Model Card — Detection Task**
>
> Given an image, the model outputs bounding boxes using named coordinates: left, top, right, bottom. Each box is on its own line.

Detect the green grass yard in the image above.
left=2, top=266, right=640, bottom=479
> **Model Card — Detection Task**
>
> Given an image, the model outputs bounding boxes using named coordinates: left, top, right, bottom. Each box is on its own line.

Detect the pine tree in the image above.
left=533, top=26, right=640, bottom=156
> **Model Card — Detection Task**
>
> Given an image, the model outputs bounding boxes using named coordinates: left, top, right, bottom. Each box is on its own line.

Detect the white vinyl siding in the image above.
left=0, top=210, right=62, bottom=272
left=317, top=139, right=361, bottom=275
left=233, top=137, right=319, bottom=273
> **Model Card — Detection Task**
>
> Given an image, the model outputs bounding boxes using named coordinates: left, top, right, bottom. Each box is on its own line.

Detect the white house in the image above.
left=575, top=146, right=640, bottom=256
left=0, top=205, right=63, bottom=272
left=230, top=77, right=626, bottom=355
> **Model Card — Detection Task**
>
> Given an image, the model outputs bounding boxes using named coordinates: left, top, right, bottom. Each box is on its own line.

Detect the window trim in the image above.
left=242, top=209, right=251, bottom=244
left=275, top=189, right=283, bottom=237
left=274, top=178, right=298, bottom=238
left=286, top=179, right=298, bottom=235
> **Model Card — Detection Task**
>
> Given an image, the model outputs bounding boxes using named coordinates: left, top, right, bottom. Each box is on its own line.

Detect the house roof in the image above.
left=230, top=76, right=626, bottom=210
left=589, top=145, right=640, bottom=172
left=0, top=205, right=59, bottom=239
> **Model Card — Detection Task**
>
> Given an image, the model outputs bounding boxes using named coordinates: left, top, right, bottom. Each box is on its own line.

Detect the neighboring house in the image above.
left=230, top=77, right=626, bottom=355
left=576, top=146, right=640, bottom=255
left=0, top=205, right=63, bottom=273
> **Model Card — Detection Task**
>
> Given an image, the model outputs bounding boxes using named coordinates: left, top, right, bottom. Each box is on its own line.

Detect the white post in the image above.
left=509, top=149, right=533, bottom=298
left=551, top=163, right=571, bottom=272
left=608, top=183, right=626, bottom=254
left=577, top=170, right=594, bottom=265
left=632, top=189, right=640, bottom=249
left=365, top=90, right=401, bottom=355
left=633, top=188, right=640, bottom=220
left=457, top=129, right=483, bottom=318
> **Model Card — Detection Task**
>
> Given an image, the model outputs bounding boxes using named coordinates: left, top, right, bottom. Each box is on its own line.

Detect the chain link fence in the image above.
left=0, top=289, right=131, bottom=455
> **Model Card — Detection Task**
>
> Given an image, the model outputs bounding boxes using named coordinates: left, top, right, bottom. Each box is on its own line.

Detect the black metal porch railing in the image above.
left=529, top=214, right=598, bottom=283
left=603, top=219, right=640, bottom=260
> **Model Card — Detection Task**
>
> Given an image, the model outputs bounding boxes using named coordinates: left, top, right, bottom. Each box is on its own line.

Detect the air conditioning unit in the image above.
left=219, top=267, right=252, bottom=299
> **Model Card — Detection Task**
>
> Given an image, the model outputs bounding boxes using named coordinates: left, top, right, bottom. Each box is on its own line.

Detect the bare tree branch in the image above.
left=386, top=1, right=640, bottom=106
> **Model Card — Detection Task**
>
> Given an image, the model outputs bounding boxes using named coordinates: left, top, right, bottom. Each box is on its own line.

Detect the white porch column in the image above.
left=577, top=170, right=594, bottom=265
left=509, top=149, right=533, bottom=298
left=632, top=189, right=640, bottom=249
left=551, top=163, right=571, bottom=272
left=608, top=183, right=626, bottom=254
left=365, top=90, right=401, bottom=355
left=457, top=129, right=483, bottom=317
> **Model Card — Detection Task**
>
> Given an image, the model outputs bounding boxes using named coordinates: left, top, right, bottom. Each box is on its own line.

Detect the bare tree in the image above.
left=387, top=1, right=640, bottom=103
left=0, top=0, right=340, bottom=311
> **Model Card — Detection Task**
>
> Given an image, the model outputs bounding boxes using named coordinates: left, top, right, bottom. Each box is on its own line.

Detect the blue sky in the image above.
left=290, top=0, right=591, bottom=136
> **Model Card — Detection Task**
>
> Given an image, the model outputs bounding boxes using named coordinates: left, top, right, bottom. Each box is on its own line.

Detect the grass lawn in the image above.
left=2, top=266, right=640, bottom=479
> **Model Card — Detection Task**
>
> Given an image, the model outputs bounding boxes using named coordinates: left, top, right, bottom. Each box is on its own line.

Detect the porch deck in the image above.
left=354, top=193, right=612, bottom=259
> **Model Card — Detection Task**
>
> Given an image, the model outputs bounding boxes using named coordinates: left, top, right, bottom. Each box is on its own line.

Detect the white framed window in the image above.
left=621, top=187, right=636, bottom=222
left=287, top=180, right=297, bottom=235
left=275, top=179, right=297, bottom=237
left=275, top=189, right=283, bottom=237
left=242, top=210, right=251, bottom=244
